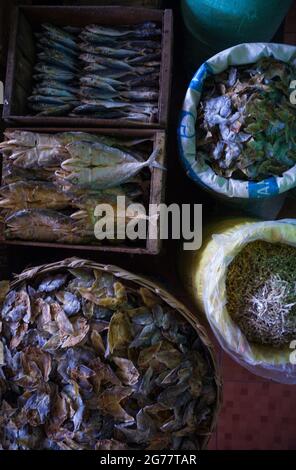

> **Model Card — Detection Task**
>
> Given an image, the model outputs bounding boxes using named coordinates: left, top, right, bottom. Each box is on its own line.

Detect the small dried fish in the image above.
left=196, top=57, right=296, bottom=180
left=37, top=49, right=79, bottom=72
left=41, top=23, right=79, bottom=50
left=30, top=104, right=74, bottom=116
left=0, top=266, right=216, bottom=450
left=32, top=87, right=77, bottom=98
left=79, top=53, right=133, bottom=71
left=34, top=64, right=76, bottom=82
left=79, top=75, right=122, bottom=90
left=29, top=21, right=161, bottom=122
left=79, top=44, right=138, bottom=59
left=37, top=37, right=78, bottom=58
left=85, top=24, right=161, bottom=39
left=121, top=90, right=159, bottom=102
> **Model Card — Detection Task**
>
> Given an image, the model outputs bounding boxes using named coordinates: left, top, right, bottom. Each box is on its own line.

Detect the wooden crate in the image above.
left=0, top=2, right=32, bottom=79
left=61, top=1, right=163, bottom=7
left=0, top=128, right=166, bottom=255
left=3, top=5, right=173, bottom=128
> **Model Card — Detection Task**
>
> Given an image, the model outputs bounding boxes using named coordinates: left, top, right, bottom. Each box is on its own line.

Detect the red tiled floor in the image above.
left=221, top=352, right=268, bottom=383
left=217, top=382, right=296, bottom=450
left=206, top=432, right=217, bottom=451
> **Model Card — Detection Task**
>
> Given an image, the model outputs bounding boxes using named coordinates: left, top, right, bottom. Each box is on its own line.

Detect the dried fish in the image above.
left=41, top=23, right=79, bottom=50
left=0, top=130, right=153, bottom=244
left=0, top=266, right=216, bottom=449
left=37, top=49, right=79, bottom=72
left=196, top=57, right=296, bottom=180
left=33, top=105, right=75, bottom=117
left=58, top=142, right=162, bottom=189
left=79, top=44, right=138, bottom=59
left=226, top=241, right=296, bottom=346
left=34, top=63, right=76, bottom=81
left=85, top=24, right=161, bottom=39
left=29, top=21, right=161, bottom=121
left=5, top=209, right=85, bottom=244
left=0, top=181, right=72, bottom=211
left=37, top=36, right=78, bottom=58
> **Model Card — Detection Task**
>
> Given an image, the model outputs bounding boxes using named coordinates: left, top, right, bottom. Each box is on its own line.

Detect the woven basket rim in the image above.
left=9, top=256, right=222, bottom=449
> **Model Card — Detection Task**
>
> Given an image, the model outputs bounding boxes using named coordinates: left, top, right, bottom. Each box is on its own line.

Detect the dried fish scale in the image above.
left=0, top=261, right=219, bottom=450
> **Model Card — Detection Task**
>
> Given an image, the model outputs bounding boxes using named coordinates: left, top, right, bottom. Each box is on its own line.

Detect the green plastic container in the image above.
left=182, top=0, right=293, bottom=73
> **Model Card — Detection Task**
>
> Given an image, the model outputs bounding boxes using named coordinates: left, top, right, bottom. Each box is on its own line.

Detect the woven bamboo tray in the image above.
left=9, top=256, right=222, bottom=450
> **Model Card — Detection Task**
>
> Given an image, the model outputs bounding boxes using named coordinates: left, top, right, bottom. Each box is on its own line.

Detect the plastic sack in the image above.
left=179, top=218, right=296, bottom=384
left=178, top=43, right=296, bottom=218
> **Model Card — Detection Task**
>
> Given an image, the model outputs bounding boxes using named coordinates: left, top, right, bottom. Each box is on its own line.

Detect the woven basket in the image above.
left=9, top=257, right=222, bottom=450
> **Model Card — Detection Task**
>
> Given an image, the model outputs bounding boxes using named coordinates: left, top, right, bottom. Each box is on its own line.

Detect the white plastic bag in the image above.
left=181, top=218, right=296, bottom=384
left=178, top=43, right=296, bottom=216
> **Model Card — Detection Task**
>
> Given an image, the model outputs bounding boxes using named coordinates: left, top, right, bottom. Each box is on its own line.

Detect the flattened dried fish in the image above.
left=5, top=209, right=84, bottom=243
left=0, top=266, right=217, bottom=450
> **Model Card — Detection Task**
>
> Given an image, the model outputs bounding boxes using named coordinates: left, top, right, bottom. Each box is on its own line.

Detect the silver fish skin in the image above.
left=120, top=90, right=159, bottom=102
left=79, top=44, right=138, bottom=59
left=79, top=86, right=117, bottom=100
left=33, top=73, right=75, bottom=84
left=79, top=54, right=133, bottom=71
left=30, top=104, right=73, bottom=116
left=37, top=37, right=77, bottom=58
left=127, top=52, right=161, bottom=65
left=32, top=87, right=77, bottom=99
left=37, top=50, right=79, bottom=72
left=37, top=81, right=78, bottom=94
left=83, top=64, right=136, bottom=79
left=79, top=31, right=118, bottom=47
left=34, top=64, right=76, bottom=81
left=85, top=24, right=161, bottom=39
left=80, top=75, right=122, bottom=91
left=81, top=99, right=157, bottom=114
left=28, top=95, right=71, bottom=106
left=59, top=146, right=162, bottom=189
left=41, top=24, right=78, bottom=50
left=121, top=40, right=161, bottom=50
left=79, top=99, right=129, bottom=109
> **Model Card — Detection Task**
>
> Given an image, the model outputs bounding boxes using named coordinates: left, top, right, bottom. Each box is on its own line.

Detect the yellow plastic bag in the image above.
left=180, top=218, right=296, bottom=383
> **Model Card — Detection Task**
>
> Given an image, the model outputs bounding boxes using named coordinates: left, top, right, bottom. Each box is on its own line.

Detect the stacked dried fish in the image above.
left=196, top=58, right=296, bottom=181
left=30, top=24, right=80, bottom=116
left=0, top=264, right=218, bottom=450
left=0, top=130, right=158, bottom=244
left=28, top=22, right=161, bottom=122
